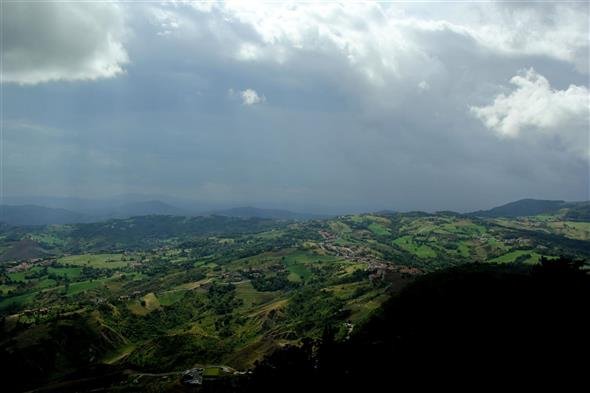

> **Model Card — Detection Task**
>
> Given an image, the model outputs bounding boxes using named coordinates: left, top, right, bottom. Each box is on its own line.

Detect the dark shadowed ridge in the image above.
left=373, top=209, right=397, bottom=215
left=469, top=198, right=573, bottom=218
left=95, top=200, right=189, bottom=219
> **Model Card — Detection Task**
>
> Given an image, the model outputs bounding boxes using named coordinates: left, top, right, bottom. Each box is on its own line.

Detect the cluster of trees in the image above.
left=565, top=203, right=590, bottom=220
left=335, top=268, right=369, bottom=284
left=208, top=282, right=242, bottom=315
left=251, top=272, right=295, bottom=292
left=186, top=234, right=309, bottom=264
left=126, top=333, right=227, bottom=373
left=285, top=286, right=345, bottom=336
left=104, top=290, right=208, bottom=341
left=67, top=215, right=285, bottom=252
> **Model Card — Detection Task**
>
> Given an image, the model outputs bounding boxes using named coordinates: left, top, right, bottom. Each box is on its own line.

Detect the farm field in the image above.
left=58, top=253, right=128, bottom=269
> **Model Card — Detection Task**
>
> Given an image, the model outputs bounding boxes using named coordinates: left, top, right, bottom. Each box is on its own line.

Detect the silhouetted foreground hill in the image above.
left=237, top=258, right=589, bottom=392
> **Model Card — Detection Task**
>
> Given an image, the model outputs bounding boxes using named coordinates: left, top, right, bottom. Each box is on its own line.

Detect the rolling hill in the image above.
left=470, top=199, right=572, bottom=218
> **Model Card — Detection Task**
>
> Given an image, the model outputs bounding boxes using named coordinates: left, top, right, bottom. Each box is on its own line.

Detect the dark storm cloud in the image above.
left=2, top=1, right=588, bottom=213
left=2, top=2, right=128, bottom=84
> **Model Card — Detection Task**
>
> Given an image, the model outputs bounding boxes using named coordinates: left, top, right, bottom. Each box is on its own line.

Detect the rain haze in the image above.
left=2, top=1, right=589, bottom=214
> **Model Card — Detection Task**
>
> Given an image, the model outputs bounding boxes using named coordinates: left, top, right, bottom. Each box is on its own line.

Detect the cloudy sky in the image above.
left=2, top=1, right=589, bottom=213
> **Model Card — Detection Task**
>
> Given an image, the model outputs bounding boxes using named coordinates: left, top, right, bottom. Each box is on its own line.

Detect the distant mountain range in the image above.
left=0, top=202, right=187, bottom=226
left=1, top=198, right=588, bottom=226
left=0, top=202, right=324, bottom=226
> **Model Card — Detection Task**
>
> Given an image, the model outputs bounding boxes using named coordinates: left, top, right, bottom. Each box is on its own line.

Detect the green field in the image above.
left=441, top=221, right=486, bottom=236
left=456, top=242, right=471, bottom=257
left=368, top=223, right=391, bottom=236
left=0, top=284, right=16, bottom=295
left=282, top=251, right=314, bottom=281
left=393, top=236, right=437, bottom=258
left=157, top=290, right=186, bottom=306
left=58, top=254, right=128, bottom=269
left=488, top=250, right=548, bottom=264
left=0, top=291, right=37, bottom=309
left=548, top=221, right=590, bottom=240
left=48, top=266, right=82, bottom=279
left=235, top=281, right=282, bottom=309
left=7, top=271, right=27, bottom=282
left=65, top=278, right=111, bottom=295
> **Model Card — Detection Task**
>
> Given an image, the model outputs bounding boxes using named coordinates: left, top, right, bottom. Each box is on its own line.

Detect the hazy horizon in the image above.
left=2, top=1, right=589, bottom=214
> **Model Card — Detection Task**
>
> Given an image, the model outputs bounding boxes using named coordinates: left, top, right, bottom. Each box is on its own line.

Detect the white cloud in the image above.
left=4, top=2, right=589, bottom=208
left=2, top=2, right=129, bottom=84
left=185, top=1, right=589, bottom=83
left=149, top=7, right=182, bottom=36
left=418, top=80, right=430, bottom=92
left=180, top=2, right=588, bottom=161
left=470, top=3, right=589, bottom=73
left=471, top=69, right=589, bottom=157
left=229, top=88, right=266, bottom=106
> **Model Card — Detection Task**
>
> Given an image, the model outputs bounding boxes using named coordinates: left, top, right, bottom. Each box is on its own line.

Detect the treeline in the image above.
left=251, top=271, right=296, bottom=291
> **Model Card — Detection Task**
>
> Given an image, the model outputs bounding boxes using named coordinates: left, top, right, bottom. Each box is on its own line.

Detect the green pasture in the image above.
left=58, top=254, right=127, bottom=269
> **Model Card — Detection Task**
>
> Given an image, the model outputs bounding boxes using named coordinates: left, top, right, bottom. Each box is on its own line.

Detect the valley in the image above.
left=1, top=201, right=589, bottom=392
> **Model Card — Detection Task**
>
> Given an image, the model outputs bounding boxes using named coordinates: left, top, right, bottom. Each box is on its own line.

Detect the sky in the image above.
left=1, top=1, right=589, bottom=213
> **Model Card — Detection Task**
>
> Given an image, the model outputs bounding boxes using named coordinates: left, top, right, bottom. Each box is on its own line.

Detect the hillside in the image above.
left=241, top=259, right=589, bottom=391
left=469, top=198, right=590, bottom=219
left=0, top=238, right=52, bottom=262
left=0, top=208, right=588, bottom=392
left=469, top=199, right=568, bottom=217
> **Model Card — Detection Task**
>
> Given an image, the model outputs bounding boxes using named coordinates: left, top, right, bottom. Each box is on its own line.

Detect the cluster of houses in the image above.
left=6, top=258, right=56, bottom=273
left=20, top=307, right=50, bottom=317
left=117, top=290, right=143, bottom=301
left=218, top=271, right=243, bottom=282
left=318, top=230, right=337, bottom=242
left=182, top=368, right=204, bottom=385
left=238, top=264, right=283, bottom=280
left=503, top=237, right=531, bottom=246
left=318, top=230, right=422, bottom=283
